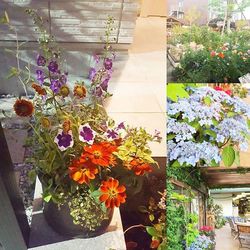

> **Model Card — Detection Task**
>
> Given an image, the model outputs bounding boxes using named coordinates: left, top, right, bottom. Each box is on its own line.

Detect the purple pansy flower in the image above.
left=79, top=124, right=96, bottom=144
left=54, top=129, right=74, bottom=151
left=106, top=129, right=119, bottom=140
left=36, top=69, right=45, bottom=84
left=37, top=55, right=46, bottom=66
left=48, top=61, right=59, bottom=73
left=88, top=67, right=96, bottom=81
left=103, top=58, right=113, bottom=70
left=50, top=79, right=62, bottom=94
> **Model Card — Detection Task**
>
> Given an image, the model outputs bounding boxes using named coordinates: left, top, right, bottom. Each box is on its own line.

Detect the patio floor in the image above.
left=215, top=224, right=249, bottom=250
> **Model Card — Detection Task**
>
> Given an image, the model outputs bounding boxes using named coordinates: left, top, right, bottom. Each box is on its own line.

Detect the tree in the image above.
left=184, top=6, right=202, bottom=26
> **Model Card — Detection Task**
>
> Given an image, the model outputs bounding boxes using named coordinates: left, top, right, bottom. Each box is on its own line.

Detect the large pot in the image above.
left=43, top=200, right=114, bottom=238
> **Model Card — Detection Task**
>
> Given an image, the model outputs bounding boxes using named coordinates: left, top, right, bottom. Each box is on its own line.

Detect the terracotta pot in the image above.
left=43, top=200, right=114, bottom=238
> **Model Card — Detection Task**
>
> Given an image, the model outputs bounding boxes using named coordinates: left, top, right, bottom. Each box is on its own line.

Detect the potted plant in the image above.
left=8, top=10, right=161, bottom=237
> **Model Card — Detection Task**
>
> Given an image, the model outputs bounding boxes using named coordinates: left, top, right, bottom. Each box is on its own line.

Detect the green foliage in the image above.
left=167, top=83, right=189, bottom=101
left=68, top=191, right=108, bottom=230
left=185, top=213, right=199, bottom=247
left=169, top=25, right=250, bottom=83
left=222, top=146, right=235, bottom=167
left=173, top=48, right=250, bottom=83
left=167, top=167, right=201, bottom=249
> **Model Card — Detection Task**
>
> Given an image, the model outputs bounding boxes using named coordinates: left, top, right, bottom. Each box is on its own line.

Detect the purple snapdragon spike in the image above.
left=88, top=67, right=96, bottom=81
left=36, top=69, right=45, bottom=84
left=106, top=129, right=119, bottom=140
left=79, top=124, right=96, bottom=144
left=103, top=58, right=113, bottom=70
left=54, top=129, right=74, bottom=151
left=59, top=74, right=67, bottom=84
left=50, top=79, right=62, bottom=94
left=100, top=78, right=109, bottom=91
left=37, top=55, right=46, bottom=66
left=94, top=86, right=103, bottom=98
left=48, top=61, right=59, bottom=73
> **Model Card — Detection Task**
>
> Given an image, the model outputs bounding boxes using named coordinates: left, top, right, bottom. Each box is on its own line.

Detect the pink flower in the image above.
left=210, top=50, right=216, bottom=57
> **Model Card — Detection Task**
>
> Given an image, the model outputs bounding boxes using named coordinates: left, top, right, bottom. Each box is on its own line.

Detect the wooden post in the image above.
left=0, top=123, right=29, bottom=250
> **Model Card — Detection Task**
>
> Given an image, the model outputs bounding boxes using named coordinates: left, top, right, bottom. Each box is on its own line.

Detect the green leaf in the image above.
left=189, top=120, right=200, bottom=130
left=212, top=118, right=219, bottom=126
left=28, top=169, right=37, bottom=184
left=204, top=129, right=216, bottom=138
left=167, top=84, right=189, bottom=102
left=228, top=111, right=237, bottom=118
left=146, top=226, right=158, bottom=237
left=170, top=160, right=181, bottom=167
left=222, top=146, right=235, bottom=167
left=234, top=150, right=240, bottom=166
left=43, top=194, right=52, bottom=202
left=209, top=159, right=220, bottom=167
left=247, top=119, right=250, bottom=129
left=204, top=96, right=212, bottom=105
left=167, top=133, right=176, bottom=140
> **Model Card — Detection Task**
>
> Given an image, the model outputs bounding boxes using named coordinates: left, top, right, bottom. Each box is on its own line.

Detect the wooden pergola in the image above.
left=201, top=167, right=250, bottom=188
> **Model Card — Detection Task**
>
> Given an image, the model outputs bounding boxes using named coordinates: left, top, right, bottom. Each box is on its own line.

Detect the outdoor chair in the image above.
left=228, top=217, right=238, bottom=238
left=237, top=225, right=250, bottom=249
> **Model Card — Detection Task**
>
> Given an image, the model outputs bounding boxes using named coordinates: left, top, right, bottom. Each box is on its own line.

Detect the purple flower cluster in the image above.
left=35, top=53, right=68, bottom=94
left=88, top=53, right=115, bottom=100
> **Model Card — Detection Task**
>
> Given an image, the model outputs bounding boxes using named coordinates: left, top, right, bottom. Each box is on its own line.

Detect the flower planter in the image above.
left=43, top=200, right=114, bottom=238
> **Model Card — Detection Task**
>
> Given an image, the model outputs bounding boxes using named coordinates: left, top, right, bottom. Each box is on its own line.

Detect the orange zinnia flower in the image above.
left=99, top=178, right=126, bottom=208
left=14, top=99, right=34, bottom=117
left=128, top=158, right=152, bottom=176
left=69, top=158, right=98, bottom=184
left=83, top=142, right=117, bottom=167
left=218, top=52, right=225, bottom=59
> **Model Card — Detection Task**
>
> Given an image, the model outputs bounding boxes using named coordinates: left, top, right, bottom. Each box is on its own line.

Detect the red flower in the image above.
left=14, top=99, right=34, bottom=117
left=69, top=158, right=98, bottom=184
left=150, top=239, right=160, bottom=249
left=99, top=178, right=126, bottom=208
left=218, top=52, right=225, bottom=59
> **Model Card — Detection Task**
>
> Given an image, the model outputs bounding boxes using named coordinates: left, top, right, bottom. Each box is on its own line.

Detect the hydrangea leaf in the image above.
left=222, top=146, right=235, bottom=167
left=210, top=159, right=220, bottom=167
left=247, top=119, right=250, bottom=129
left=167, top=133, right=176, bottom=140
left=234, top=150, right=240, bottom=166
left=167, top=83, right=189, bottom=102
left=228, top=111, right=237, bottom=118
left=204, top=129, right=217, bottom=138
left=204, top=96, right=212, bottom=106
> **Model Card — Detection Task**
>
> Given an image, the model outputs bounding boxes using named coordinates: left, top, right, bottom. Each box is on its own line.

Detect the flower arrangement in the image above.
left=8, top=10, right=161, bottom=233
left=167, top=86, right=250, bottom=167
left=199, top=226, right=215, bottom=239
left=187, top=235, right=215, bottom=250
